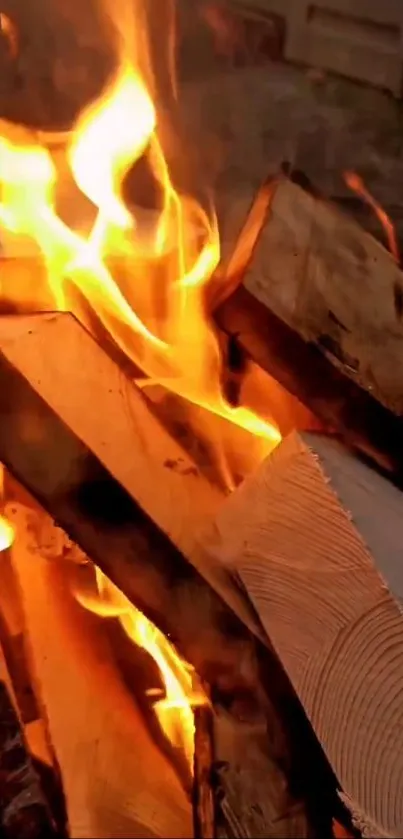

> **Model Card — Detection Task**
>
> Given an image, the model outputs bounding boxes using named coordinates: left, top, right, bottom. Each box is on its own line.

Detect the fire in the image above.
left=0, top=15, right=280, bottom=461
left=344, top=171, right=400, bottom=264
left=0, top=0, right=280, bottom=775
left=74, top=565, right=202, bottom=770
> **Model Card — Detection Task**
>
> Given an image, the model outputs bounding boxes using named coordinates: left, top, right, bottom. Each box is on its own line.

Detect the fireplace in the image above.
left=1, top=1, right=403, bottom=838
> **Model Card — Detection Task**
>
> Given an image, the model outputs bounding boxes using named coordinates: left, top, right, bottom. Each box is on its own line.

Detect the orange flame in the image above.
left=74, top=565, right=203, bottom=770
left=344, top=171, right=400, bottom=264
left=0, top=0, right=279, bottom=768
left=0, top=12, right=280, bottom=459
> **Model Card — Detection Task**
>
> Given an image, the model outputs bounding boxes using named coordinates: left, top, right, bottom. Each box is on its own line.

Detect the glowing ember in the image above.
left=74, top=565, right=203, bottom=770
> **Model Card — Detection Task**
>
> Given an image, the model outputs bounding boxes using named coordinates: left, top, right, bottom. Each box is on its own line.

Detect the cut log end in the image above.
left=206, top=430, right=403, bottom=837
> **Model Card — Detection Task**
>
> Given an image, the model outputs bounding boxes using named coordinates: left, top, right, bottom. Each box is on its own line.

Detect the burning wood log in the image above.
left=205, top=429, right=403, bottom=837
left=0, top=313, right=322, bottom=837
left=217, top=178, right=403, bottom=478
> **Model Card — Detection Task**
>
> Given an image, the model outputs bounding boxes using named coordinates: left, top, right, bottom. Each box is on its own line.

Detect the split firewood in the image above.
left=217, top=178, right=403, bottom=478
left=203, top=429, right=403, bottom=837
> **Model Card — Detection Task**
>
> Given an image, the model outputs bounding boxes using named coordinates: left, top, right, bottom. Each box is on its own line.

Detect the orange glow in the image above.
left=344, top=171, right=400, bottom=264
left=75, top=566, right=203, bottom=770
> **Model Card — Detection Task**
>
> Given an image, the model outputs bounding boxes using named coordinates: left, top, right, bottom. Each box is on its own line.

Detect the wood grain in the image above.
left=205, top=430, right=403, bottom=836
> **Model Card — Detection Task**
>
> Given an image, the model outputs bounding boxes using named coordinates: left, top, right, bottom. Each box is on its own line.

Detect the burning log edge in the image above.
left=0, top=312, right=333, bottom=837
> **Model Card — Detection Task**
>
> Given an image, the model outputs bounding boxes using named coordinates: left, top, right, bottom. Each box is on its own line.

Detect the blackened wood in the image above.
left=0, top=680, right=58, bottom=838
left=193, top=705, right=215, bottom=839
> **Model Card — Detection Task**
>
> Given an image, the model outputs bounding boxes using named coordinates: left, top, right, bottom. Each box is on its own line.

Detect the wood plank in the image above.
left=205, top=429, right=403, bottom=836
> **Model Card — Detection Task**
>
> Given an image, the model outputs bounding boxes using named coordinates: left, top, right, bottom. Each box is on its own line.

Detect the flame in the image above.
left=0, top=6, right=280, bottom=473
left=0, top=0, right=280, bottom=771
left=344, top=171, right=400, bottom=264
left=74, top=565, right=202, bottom=770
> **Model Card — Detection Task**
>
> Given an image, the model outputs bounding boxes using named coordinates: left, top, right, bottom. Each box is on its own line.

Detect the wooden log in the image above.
left=204, top=429, right=403, bottom=837
left=217, top=178, right=403, bottom=478
left=0, top=313, right=322, bottom=837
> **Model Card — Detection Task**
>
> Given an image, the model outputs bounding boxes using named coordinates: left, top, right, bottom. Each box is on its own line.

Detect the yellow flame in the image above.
left=0, top=0, right=281, bottom=767
left=75, top=566, right=202, bottom=769
left=0, top=28, right=280, bottom=457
